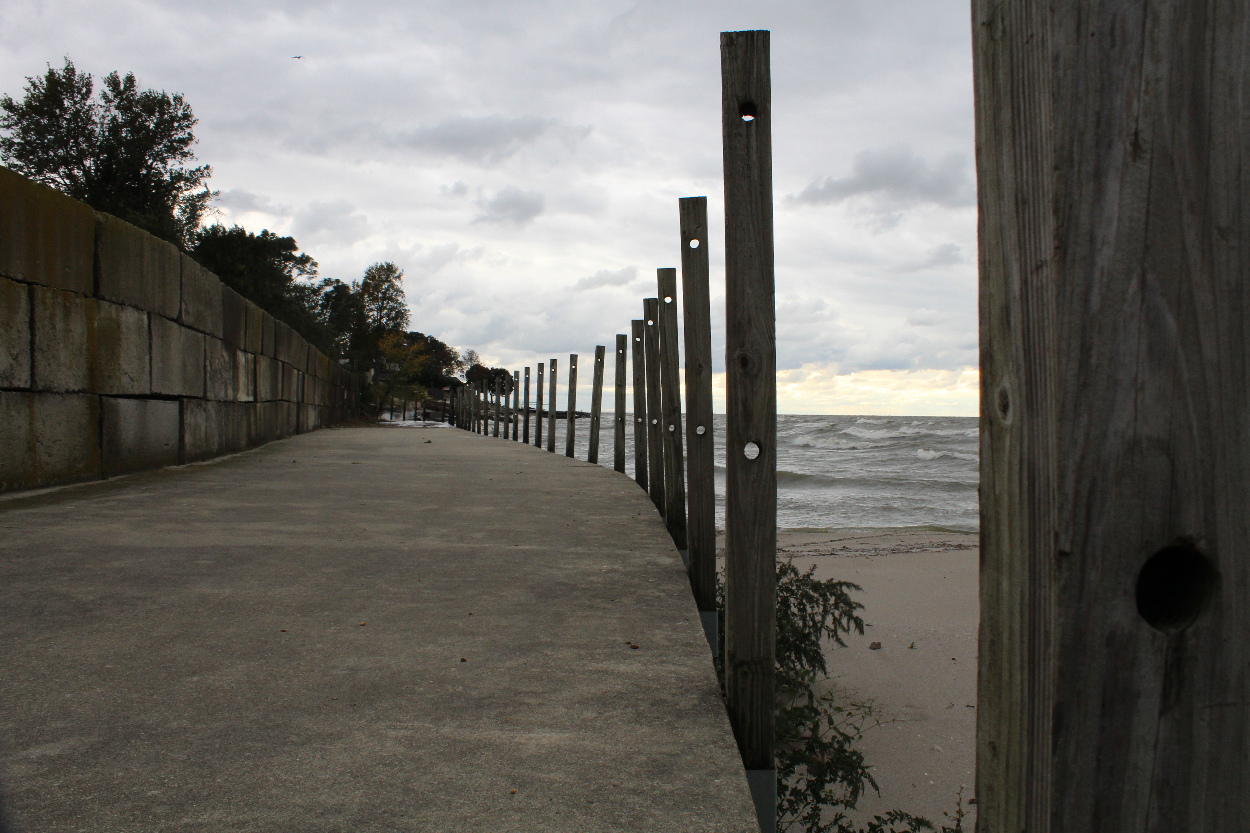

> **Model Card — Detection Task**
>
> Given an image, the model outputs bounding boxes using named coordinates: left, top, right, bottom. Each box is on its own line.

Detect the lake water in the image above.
left=439, top=411, right=980, bottom=533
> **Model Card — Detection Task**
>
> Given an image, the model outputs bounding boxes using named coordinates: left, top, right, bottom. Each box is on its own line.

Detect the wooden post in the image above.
left=680, top=196, right=717, bottom=650
left=546, top=358, right=558, bottom=452
left=565, top=354, right=578, bottom=458
left=523, top=367, right=531, bottom=444
left=658, top=268, right=689, bottom=552
left=492, top=378, right=501, bottom=438
left=588, top=345, right=606, bottom=463
left=511, top=370, right=520, bottom=440
left=614, top=334, right=627, bottom=474
left=722, top=29, right=776, bottom=830
left=631, top=320, right=649, bottom=490
left=973, top=3, right=1250, bottom=830
left=643, top=298, right=665, bottom=513
left=535, top=362, right=545, bottom=447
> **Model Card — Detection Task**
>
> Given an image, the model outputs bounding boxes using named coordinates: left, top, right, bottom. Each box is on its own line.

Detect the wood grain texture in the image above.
left=565, top=354, right=578, bottom=458
left=643, top=298, right=666, bottom=513
left=721, top=29, right=776, bottom=773
left=512, top=370, right=520, bottom=441
left=631, top=320, right=649, bottom=490
left=658, top=268, right=688, bottom=550
left=547, top=359, right=557, bottom=452
left=492, top=379, right=501, bottom=438
left=589, top=345, right=606, bottom=463
left=535, top=363, right=545, bottom=447
left=615, top=334, right=628, bottom=474
left=976, top=1, right=1250, bottom=830
left=523, top=367, right=531, bottom=445
left=680, top=197, right=717, bottom=613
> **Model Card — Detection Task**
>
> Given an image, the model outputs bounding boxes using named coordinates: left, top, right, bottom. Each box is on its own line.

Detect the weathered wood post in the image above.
left=658, top=268, right=689, bottom=554
left=492, top=378, right=501, bottom=438
left=722, top=29, right=776, bottom=832
left=974, top=4, right=1250, bottom=830
left=588, top=345, right=606, bottom=463
left=523, top=367, right=531, bottom=444
left=565, top=354, right=579, bottom=458
left=680, top=195, right=717, bottom=653
left=546, top=358, right=558, bottom=452
left=535, top=362, right=545, bottom=447
left=643, top=298, right=665, bottom=512
left=614, top=334, right=627, bottom=474
left=631, top=320, right=649, bottom=490
left=512, top=370, right=520, bottom=440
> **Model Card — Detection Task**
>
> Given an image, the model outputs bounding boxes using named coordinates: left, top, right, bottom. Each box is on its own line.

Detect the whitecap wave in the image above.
left=917, top=448, right=978, bottom=461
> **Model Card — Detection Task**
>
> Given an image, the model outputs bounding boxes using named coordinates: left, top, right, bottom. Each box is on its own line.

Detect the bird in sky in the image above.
left=292, top=55, right=303, bottom=59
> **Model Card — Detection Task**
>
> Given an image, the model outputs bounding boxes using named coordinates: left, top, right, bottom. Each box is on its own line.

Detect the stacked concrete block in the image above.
left=102, top=397, right=179, bottom=475
left=0, top=165, right=359, bottom=494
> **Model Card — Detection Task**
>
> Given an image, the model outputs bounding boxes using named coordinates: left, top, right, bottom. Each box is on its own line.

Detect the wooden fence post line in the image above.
left=535, top=362, right=546, bottom=447
left=631, top=320, right=649, bottom=490
left=614, top=334, right=627, bottom=474
left=721, top=28, right=776, bottom=830
left=547, top=358, right=558, bottom=452
left=588, top=346, right=606, bottom=463
left=657, top=268, right=689, bottom=553
left=523, top=367, right=531, bottom=444
left=680, top=195, right=718, bottom=650
left=643, top=298, right=666, bottom=513
left=565, top=354, right=579, bottom=458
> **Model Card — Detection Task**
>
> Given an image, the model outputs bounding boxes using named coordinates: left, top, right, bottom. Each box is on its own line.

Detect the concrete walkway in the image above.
left=0, top=426, right=756, bottom=832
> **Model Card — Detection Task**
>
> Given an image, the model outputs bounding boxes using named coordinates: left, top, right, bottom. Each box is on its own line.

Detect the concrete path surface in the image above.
left=0, top=425, right=757, bottom=832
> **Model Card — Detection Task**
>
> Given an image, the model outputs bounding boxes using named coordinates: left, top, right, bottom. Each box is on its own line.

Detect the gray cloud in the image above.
left=572, top=266, right=637, bottom=291
left=892, top=242, right=964, bottom=272
left=292, top=199, right=369, bottom=244
left=791, top=148, right=975, bottom=210
left=216, top=188, right=292, bottom=216
left=398, top=116, right=552, bottom=165
left=472, top=186, right=545, bottom=227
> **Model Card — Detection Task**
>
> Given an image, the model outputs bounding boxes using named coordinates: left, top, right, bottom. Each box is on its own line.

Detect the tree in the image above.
left=0, top=58, right=213, bottom=247
left=360, top=262, right=409, bottom=336
left=405, top=331, right=464, bottom=387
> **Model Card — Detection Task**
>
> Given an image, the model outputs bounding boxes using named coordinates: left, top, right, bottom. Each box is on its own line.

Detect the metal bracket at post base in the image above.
left=745, top=769, right=776, bottom=833
left=699, top=610, right=718, bottom=657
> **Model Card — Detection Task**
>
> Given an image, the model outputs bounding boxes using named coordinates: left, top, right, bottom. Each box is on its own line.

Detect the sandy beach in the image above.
left=722, top=528, right=979, bottom=829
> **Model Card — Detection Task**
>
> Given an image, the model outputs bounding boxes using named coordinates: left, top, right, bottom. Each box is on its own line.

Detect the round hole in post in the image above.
left=739, top=101, right=757, bottom=122
left=743, top=441, right=761, bottom=460
left=667, top=424, right=675, bottom=432
left=651, top=418, right=658, bottom=425
left=695, top=425, right=706, bottom=435
left=1135, top=544, right=1218, bottom=632
left=664, top=296, right=672, bottom=304
left=689, top=238, right=700, bottom=249
left=636, top=417, right=642, bottom=424
left=646, top=319, right=654, bottom=326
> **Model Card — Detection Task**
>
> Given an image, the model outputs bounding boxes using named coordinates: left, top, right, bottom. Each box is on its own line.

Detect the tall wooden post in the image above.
left=588, top=345, right=606, bottom=464
left=546, top=358, right=558, bottom=452
left=565, top=354, right=579, bottom=458
left=722, top=29, right=776, bottom=832
left=643, top=298, right=665, bottom=513
left=523, top=367, right=531, bottom=444
left=614, top=334, right=627, bottom=474
left=535, top=362, right=545, bottom=447
left=975, top=3, right=1250, bottom=830
left=512, top=370, right=520, bottom=441
left=492, top=378, right=501, bottom=438
left=680, top=196, right=718, bottom=652
left=657, top=268, right=688, bottom=552
left=631, top=320, right=649, bottom=490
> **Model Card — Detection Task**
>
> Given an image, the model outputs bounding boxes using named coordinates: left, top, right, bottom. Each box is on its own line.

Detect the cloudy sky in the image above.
left=1, top=0, right=978, bottom=415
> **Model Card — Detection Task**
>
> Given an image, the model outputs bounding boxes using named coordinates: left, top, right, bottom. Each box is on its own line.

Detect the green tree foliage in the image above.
left=0, top=58, right=213, bottom=246
left=465, top=363, right=514, bottom=395
left=360, top=262, right=410, bottom=338
left=405, top=331, right=467, bottom=388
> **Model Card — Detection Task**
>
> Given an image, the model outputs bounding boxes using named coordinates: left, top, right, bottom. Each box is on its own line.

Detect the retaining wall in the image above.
left=0, top=166, right=360, bottom=494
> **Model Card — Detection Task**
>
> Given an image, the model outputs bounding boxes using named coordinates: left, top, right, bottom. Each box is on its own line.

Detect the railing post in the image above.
left=492, top=378, right=501, bottom=438
left=523, top=367, right=531, bottom=444
left=546, top=358, right=558, bottom=452
left=565, top=354, right=578, bottom=458
left=535, top=362, right=545, bottom=447
left=721, top=29, right=776, bottom=832
left=589, top=345, right=606, bottom=464
left=614, top=334, right=627, bottom=474
left=631, top=320, right=649, bottom=491
left=643, top=298, right=665, bottom=513
left=658, top=268, right=689, bottom=554
left=512, top=370, right=520, bottom=440
left=681, top=196, right=718, bottom=654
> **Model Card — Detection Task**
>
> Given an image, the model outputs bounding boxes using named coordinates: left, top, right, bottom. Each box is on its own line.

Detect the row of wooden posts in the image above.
left=437, top=32, right=777, bottom=831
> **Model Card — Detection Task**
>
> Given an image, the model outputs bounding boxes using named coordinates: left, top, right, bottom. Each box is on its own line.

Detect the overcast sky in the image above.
left=2, top=0, right=977, bottom=415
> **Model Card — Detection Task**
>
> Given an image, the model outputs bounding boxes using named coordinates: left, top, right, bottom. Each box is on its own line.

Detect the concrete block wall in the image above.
left=0, top=166, right=361, bottom=493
